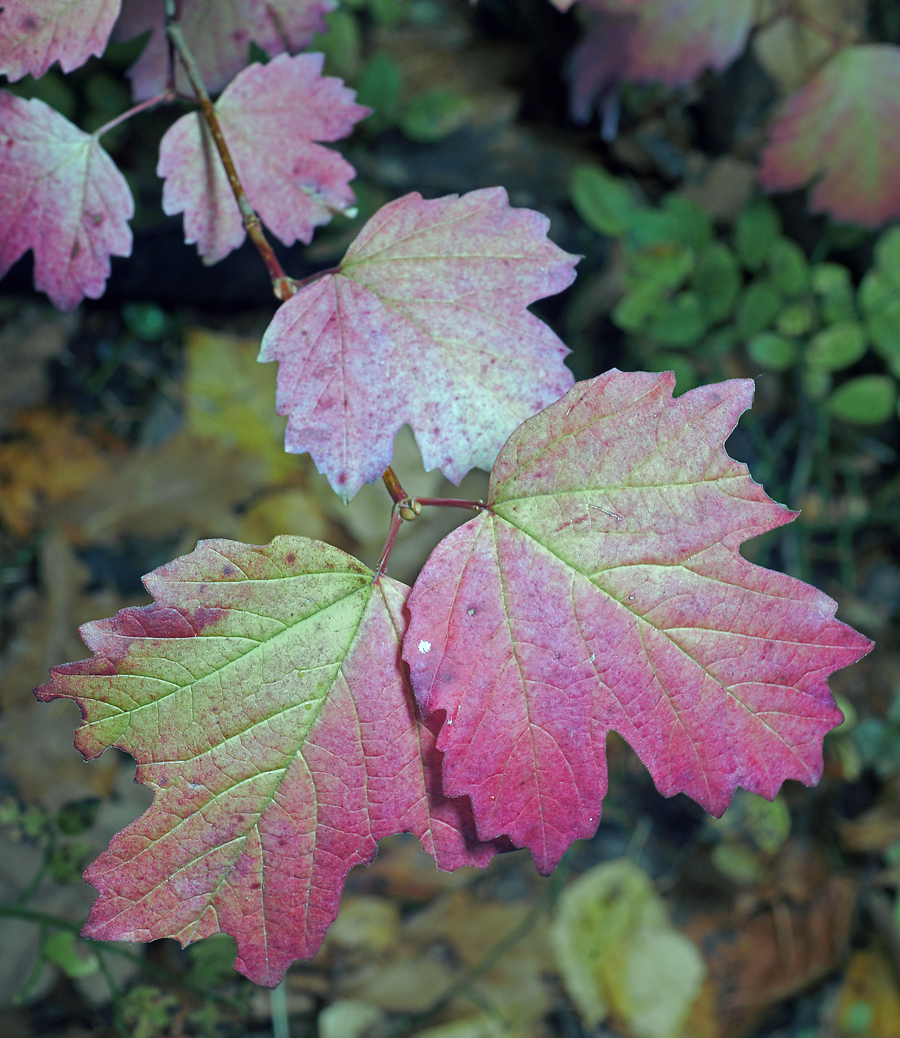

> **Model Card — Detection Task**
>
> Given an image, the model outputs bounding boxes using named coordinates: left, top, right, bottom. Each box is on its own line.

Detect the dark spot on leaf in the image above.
left=71, top=240, right=80, bottom=259
left=284, top=552, right=297, bottom=566
left=20, top=15, right=38, bottom=31
left=221, top=565, right=236, bottom=577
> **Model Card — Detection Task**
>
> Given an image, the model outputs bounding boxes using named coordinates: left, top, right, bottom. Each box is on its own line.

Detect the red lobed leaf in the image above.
left=157, top=52, right=367, bottom=265
left=0, top=0, right=120, bottom=81
left=114, top=0, right=335, bottom=100
left=36, top=537, right=499, bottom=988
left=0, top=92, right=133, bottom=311
left=259, top=188, right=578, bottom=501
left=759, top=44, right=900, bottom=228
left=403, top=371, right=872, bottom=874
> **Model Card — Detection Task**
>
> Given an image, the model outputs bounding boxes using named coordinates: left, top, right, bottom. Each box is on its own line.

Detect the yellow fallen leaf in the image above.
left=185, top=327, right=298, bottom=482
left=551, top=859, right=706, bottom=1038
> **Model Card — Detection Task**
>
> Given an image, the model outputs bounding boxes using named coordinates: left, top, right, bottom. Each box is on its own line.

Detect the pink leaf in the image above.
left=114, top=0, right=335, bottom=101
left=36, top=537, right=498, bottom=988
left=259, top=188, right=578, bottom=501
left=157, top=52, right=367, bottom=264
left=759, top=44, right=900, bottom=228
left=0, top=0, right=120, bottom=81
left=403, top=371, right=872, bottom=874
left=0, top=92, right=133, bottom=311
left=570, top=0, right=754, bottom=119
left=567, top=13, right=634, bottom=125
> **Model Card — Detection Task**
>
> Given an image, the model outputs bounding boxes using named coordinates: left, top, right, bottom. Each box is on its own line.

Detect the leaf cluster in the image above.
left=0, top=0, right=877, bottom=998
left=573, top=165, right=900, bottom=428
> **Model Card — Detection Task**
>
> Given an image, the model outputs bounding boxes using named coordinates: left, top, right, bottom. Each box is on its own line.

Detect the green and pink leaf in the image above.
left=760, top=44, right=900, bottom=227
left=403, top=371, right=872, bottom=873
left=37, top=538, right=499, bottom=988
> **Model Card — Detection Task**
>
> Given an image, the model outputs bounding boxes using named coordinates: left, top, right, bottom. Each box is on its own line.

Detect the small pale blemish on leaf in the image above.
left=418, top=640, right=431, bottom=654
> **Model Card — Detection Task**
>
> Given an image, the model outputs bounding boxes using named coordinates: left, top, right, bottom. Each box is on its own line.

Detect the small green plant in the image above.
left=572, top=163, right=900, bottom=426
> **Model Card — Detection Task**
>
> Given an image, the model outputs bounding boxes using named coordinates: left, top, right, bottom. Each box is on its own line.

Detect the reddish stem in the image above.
left=382, top=467, right=409, bottom=505
left=93, top=91, right=176, bottom=140
left=382, top=467, right=422, bottom=521
left=415, top=497, right=486, bottom=511
left=164, top=15, right=296, bottom=301
left=374, top=508, right=404, bottom=579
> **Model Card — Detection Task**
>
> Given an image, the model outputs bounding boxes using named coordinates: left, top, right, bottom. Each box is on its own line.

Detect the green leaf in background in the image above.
left=776, top=300, right=814, bottom=337
left=122, top=301, right=167, bottom=341
left=661, top=194, right=713, bottom=251
left=6, top=71, right=77, bottom=120
left=802, top=366, right=832, bottom=400
left=56, top=798, right=100, bottom=836
left=691, top=243, right=741, bottom=323
left=874, top=224, right=900, bottom=286
left=859, top=267, right=900, bottom=375
left=812, top=262, right=856, bottom=324
left=743, top=793, right=791, bottom=855
left=806, top=321, right=868, bottom=371
left=356, top=51, right=403, bottom=132
left=43, top=932, right=99, bottom=980
left=747, top=331, right=798, bottom=370
left=313, top=9, right=362, bottom=80
left=867, top=297, right=900, bottom=374
left=829, top=375, right=898, bottom=424
left=644, top=352, right=698, bottom=394
left=613, top=282, right=667, bottom=332
left=369, top=0, right=406, bottom=27
left=735, top=198, right=781, bottom=271
left=570, top=165, right=640, bottom=237
left=649, top=292, right=707, bottom=346
left=629, top=208, right=685, bottom=249
left=631, top=243, right=694, bottom=290
left=859, top=269, right=895, bottom=317
left=768, top=238, right=809, bottom=296
left=736, top=280, right=782, bottom=337
left=400, top=89, right=472, bottom=142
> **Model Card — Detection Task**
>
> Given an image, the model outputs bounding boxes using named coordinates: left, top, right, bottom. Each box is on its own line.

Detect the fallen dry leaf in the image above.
left=0, top=303, right=74, bottom=434
left=0, top=409, right=114, bottom=537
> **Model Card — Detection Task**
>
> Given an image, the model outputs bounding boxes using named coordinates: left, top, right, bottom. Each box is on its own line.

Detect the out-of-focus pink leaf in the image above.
left=567, top=13, right=633, bottom=126
left=0, top=0, right=120, bottom=81
left=157, top=54, right=365, bottom=265
left=259, top=188, right=578, bottom=502
left=0, top=92, right=133, bottom=311
left=157, top=53, right=367, bottom=264
left=759, top=44, right=900, bottom=228
left=569, top=0, right=754, bottom=122
left=614, top=0, right=754, bottom=83
left=114, top=0, right=335, bottom=101
left=403, top=371, right=872, bottom=874
left=36, top=537, right=498, bottom=988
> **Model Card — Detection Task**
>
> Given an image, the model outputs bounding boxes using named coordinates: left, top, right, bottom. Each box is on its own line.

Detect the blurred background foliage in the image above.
left=2, top=1, right=900, bottom=1037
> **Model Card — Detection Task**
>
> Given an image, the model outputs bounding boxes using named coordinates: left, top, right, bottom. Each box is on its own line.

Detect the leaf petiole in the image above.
left=415, top=497, right=485, bottom=511
left=92, top=91, right=177, bottom=141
